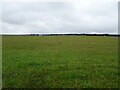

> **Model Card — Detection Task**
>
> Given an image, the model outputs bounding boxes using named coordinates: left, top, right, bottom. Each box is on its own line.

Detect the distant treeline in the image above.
left=30, top=34, right=120, bottom=37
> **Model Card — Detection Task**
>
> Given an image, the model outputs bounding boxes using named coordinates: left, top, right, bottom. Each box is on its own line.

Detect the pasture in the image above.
left=2, top=35, right=119, bottom=88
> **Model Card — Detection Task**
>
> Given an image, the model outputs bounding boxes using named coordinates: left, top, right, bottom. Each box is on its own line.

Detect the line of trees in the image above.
left=30, top=34, right=120, bottom=37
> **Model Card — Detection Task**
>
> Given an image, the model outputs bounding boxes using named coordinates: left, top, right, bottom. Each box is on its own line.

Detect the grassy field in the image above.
left=2, top=35, right=119, bottom=88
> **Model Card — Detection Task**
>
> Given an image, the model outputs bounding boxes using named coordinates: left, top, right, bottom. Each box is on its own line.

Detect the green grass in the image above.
left=2, top=35, right=119, bottom=88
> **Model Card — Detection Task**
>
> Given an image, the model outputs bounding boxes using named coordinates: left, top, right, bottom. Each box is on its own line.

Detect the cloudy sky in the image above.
left=1, top=0, right=119, bottom=34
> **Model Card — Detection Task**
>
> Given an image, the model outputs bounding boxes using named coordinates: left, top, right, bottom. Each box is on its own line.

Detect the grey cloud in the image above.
left=2, top=1, right=118, bottom=34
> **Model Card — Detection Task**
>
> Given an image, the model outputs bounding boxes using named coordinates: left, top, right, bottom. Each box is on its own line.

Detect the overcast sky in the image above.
left=1, top=0, right=119, bottom=34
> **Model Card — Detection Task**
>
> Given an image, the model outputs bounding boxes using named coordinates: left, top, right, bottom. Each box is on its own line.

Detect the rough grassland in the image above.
left=2, top=35, right=118, bottom=88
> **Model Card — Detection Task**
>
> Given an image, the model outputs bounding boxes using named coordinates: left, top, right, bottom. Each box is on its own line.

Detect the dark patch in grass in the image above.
left=25, top=70, right=48, bottom=88
left=27, top=62, right=40, bottom=67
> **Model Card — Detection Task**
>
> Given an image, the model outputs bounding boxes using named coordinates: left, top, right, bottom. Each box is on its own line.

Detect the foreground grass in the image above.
left=2, top=35, right=118, bottom=88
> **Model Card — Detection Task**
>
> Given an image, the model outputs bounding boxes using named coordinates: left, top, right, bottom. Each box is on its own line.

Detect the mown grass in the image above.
left=2, top=35, right=119, bottom=88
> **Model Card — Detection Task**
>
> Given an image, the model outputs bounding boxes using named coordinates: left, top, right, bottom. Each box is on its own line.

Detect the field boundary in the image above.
left=1, top=34, right=120, bottom=37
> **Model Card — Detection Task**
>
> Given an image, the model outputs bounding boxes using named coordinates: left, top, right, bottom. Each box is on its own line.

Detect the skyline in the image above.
left=1, top=0, right=119, bottom=34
